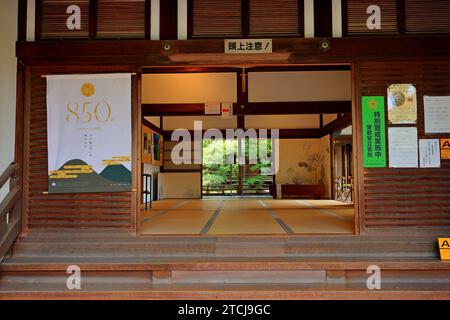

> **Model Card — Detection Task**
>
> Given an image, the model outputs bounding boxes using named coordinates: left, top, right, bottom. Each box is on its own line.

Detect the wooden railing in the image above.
left=0, top=162, right=22, bottom=262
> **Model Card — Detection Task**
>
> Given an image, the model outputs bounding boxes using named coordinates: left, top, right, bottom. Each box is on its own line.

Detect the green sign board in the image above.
left=362, top=96, right=387, bottom=168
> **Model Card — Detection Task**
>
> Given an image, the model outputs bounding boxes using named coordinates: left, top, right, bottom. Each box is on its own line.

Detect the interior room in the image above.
left=139, top=67, right=355, bottom=235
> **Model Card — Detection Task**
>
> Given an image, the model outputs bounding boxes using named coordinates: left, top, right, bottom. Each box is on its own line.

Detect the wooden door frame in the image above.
left=136, top=63, right=361, bottom=235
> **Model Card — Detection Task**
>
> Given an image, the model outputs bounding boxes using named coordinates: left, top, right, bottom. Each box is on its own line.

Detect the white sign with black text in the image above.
left=225, top=39, right=272, bottom=54
left=388, top=127, right=418, bottom=168
left=419, top=139, right=441, bottom=168
left=424, top=96, right=450, bottom=133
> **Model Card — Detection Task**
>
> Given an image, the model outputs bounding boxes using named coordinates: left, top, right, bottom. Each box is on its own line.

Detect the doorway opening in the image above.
left=138, top=66, right=356, bottom=235
left=202, top=138, right=273, bottom=197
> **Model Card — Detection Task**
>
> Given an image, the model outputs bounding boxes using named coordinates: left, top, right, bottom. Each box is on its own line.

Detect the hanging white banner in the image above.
left=46, top=73, right=132, bottom=193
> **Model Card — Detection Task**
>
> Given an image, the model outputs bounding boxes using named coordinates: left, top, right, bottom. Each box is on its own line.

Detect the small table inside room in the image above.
left=138, top=68, right=355, bottom=236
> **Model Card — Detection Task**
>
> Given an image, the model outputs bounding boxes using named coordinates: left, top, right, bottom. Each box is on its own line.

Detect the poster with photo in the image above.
left=387, top=84, right=417, bottom=124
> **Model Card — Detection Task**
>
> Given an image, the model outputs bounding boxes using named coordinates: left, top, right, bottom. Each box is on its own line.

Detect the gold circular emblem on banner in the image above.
left=81, top=83, right=95, bottom=97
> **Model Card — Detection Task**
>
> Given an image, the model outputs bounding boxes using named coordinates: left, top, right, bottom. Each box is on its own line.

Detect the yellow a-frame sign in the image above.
left=438, top=238, right=450, bottom=261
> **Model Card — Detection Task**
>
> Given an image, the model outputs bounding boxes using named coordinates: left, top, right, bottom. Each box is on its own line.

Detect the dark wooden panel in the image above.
left=346, top=0, right=398, bottom=35
left=160, top=0, right=177, bottom=40
left=359, top=60, right=450, bottom=231
left=190, top=0, right=242, bottom=38
left=18, top=0, right=28, bottom=41
left=38, top=0, right=90, bottom=39
left=97, top=0, right=146, bottom=39
left=405, top=0, right=450, bottom=34
left=314, top=0, right=332, bottom=37
left=249, top=0, right=302, bottom=37
left=26, top=69, right=132, bottom=230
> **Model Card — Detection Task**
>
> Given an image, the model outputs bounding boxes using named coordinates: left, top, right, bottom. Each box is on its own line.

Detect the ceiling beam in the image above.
left=242, top=101, right=351, bottom=115
left=321, top=113, right=352, bottom=135
left=142, top=101, right=351, bottom=116
left=162, top=129, right=323, bottom=140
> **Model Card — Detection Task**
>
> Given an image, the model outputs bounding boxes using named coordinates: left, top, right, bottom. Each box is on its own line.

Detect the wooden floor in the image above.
left=140, top=199, right=354, bottom=235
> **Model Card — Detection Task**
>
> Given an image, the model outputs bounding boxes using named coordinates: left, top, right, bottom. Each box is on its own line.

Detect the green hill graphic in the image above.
left=58, top=159, right=88, bottom=169
left=100, top=164, right=131, bottom=183
left=49, top=159, right=131, bottom=193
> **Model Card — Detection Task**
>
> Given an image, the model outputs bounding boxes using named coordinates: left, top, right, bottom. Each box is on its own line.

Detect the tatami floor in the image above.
left=140, top=199, right=354, bottom=235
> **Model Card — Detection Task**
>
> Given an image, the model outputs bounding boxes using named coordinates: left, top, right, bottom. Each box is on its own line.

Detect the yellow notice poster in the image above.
left=438, top=238, right=450, bottom=261
left=441, top=139, right=450, bottom=160
left=387, top=84, right=417, bottom=124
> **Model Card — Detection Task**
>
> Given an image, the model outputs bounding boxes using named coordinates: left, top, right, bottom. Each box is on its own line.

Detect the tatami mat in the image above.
left=276, top=209, right=354, bottom=234
left=208, top=210, right=286, bottom=234
left=141, top=210, right=214, bottom=234
left=140, top=199, right=354, bottom=235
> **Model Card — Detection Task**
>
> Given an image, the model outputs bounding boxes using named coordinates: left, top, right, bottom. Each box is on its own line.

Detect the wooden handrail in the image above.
left=0, top=162, right=22, bottom=262
left=0, top=162, right=18, bottom=189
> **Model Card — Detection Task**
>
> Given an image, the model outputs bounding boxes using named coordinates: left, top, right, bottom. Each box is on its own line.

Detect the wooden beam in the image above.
left=237, top=115, right=245, bottom=130
left=163, top=129, right=323, bottom=140
left=277, top=129, right=322, bottom=139
left=142, top=118, right=163, bottom=135
left=242, top=101, right=351, bottom=115
left=322, top=113, right=352, bottom=135
left=16, top=36, right=450, bottom=65
left=143, top=103, right=206, bottom=116
left=143, top=101, right=351, bottom=116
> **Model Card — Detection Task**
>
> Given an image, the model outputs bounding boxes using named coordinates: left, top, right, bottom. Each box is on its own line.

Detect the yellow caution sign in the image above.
left=438, top=238, right=450, bottom=261
left=441, top=139, right=450, bottom=160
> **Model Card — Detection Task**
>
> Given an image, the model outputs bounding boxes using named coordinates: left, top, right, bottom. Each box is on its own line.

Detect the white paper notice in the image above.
left=221, top=102, right=233, bottom=118
left=424, top=96, right=450, bottom=133
left=205, top=102, right=221, bottom=115
left=419, top=139, right=441, bottom=168
left=388, top=127, right=418, bottom=168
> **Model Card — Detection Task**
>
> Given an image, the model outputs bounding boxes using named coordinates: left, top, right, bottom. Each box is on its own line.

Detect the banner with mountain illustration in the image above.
left=46, top=74, right=132, bottom=193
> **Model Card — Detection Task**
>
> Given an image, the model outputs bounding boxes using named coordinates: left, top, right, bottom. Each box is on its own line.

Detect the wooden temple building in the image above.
left=1, top=0, right=450, bottom=299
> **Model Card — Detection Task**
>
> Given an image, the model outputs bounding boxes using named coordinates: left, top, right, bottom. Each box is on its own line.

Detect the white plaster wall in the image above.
left=275, top=137, right=331, bottom=199
left=158, top=172, right=201, bottom=199
left=248, top=71, right=351, bottom=102
left=163, top=115, right=237, bottom=130
left=142, top=73, right=237, bottom=104
left=0, top=0, right=18, bottom=200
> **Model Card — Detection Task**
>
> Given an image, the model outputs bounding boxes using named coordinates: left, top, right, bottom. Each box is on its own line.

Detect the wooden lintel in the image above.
left=163, top=129, right=323, bottom=140
left=143, top=101, right=351, bottom=116
left=16, top=35, right=450, bottom=65
left=243, top=101, right=351, bottom=115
